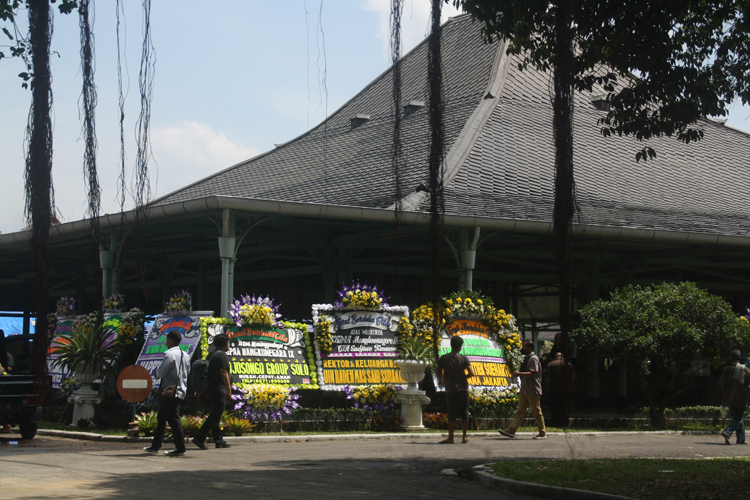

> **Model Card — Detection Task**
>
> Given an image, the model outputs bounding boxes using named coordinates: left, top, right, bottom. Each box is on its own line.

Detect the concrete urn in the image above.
left=394, top=359, right=428, bottom=392
left=394, top=359, right=431, bottom=430
left=69, top=363, right=102, bottom=426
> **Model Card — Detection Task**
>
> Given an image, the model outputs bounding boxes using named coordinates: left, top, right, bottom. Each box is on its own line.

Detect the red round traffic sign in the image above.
left=117, top=365, right=153, bottom=403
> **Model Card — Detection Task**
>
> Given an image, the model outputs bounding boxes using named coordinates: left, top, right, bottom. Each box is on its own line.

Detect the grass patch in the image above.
left=491, top=458, right=750, bottom=500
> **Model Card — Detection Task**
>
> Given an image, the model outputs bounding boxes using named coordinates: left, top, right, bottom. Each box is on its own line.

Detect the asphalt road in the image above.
left=0, top=431, right=747, bottom=499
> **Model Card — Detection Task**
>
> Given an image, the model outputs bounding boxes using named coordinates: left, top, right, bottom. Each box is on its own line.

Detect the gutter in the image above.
left=1, top=195, right=749, bottom=249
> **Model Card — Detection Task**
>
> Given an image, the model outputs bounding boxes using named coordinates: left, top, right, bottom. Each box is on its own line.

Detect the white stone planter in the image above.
left=394, top=359, right=431, bottom=430
left=69, top=363, right=102, bottom=426
left=394, top=359, right=428, bottom=393
left=73, top=363, right=99, bottom=384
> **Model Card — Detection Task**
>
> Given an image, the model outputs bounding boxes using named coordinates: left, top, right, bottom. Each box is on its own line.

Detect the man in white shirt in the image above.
left=144, top=331, right=190, bottom=456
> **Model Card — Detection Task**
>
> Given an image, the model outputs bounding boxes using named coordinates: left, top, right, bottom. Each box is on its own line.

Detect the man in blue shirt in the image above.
left=144, top=331, right=190, bottom=456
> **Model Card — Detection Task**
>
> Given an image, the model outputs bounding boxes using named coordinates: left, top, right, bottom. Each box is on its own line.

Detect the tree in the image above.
left=571, top=282, right=750, bottom=426
left=3, top=0, right=152, bottom=395
left=454, top=0, right=750, bottom=421
left=3, top=0, right=77, bottom=397
left=455, top=0, right=750, bottom=159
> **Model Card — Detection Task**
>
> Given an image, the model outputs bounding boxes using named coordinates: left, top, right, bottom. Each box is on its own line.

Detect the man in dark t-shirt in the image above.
left=719, top=349, right=750, bottom=445
left=437, top=336, right=475, bottom=444
left=544, top=352, right=576, bottom=427
left=192, top=333, right=232, bottom=450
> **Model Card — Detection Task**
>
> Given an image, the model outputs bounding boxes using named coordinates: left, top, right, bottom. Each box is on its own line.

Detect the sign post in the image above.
left=117, top=364, right=153, bottom=423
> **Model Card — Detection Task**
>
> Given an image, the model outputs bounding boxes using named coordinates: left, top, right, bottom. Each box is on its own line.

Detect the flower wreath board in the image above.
left=135, top=311, right=213, bottom=390
left=49, top=313, right=125, bottom=388
left=312, top=304, right=409, bottom=390
left=436, top=319, right=514, bottom=390
left=199, top=318, right=317, bottom=389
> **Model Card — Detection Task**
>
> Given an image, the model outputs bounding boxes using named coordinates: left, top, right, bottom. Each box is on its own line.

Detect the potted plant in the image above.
left=394, top=337, right=433, bottom=390
left=51, top=321, right=120, bottom=382
left=394, top=336, right=433, bottom=429
left=51, top=317, right=121, bottom=426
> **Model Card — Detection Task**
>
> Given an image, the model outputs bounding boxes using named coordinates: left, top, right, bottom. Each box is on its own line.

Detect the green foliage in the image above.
left=222, top=416, right=256, bottom=436
left=492, top=458, right=750, bottom=500
left=1, top=0, right=78, bottom=69
left=422, top=412, right=448, bottom=429
left=469, top=388, right=519, bottom=418
left=51, top=323, right=121, bottom=378
left=454, top=0, right=750, bottom=160
left=635, top=406, right=722, bottom=418
left=572, top=282, right=750, bottom=424
left=180, top=415, right=205, bottom=437
left=396, top=335, right=435, bottom=363
left=130, top=411, right=158, bottom=436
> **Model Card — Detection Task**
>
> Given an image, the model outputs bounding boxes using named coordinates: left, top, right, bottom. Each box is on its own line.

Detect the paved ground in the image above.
left=0, top=431, right=748, bottom=499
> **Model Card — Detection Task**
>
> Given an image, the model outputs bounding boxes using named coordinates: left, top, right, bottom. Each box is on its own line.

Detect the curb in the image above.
left=37, top=429, right=146, bottom=442
left=35, top=428, right=723, bottom=443
left=470, top=466, right=640, bottom=500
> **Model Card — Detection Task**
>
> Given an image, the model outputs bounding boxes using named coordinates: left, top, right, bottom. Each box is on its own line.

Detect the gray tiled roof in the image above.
left=444, top=53, right=750, bottom=236
left=153, top=15, right=498, bottom=210
left=153, top=14, right=750, bottom=238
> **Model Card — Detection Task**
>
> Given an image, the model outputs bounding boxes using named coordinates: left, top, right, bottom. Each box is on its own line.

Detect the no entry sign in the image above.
left=117, top=365, right=153, bottom=403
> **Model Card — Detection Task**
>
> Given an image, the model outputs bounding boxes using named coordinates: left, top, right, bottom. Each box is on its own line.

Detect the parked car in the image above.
left=1, top=331, right=46, bottom=439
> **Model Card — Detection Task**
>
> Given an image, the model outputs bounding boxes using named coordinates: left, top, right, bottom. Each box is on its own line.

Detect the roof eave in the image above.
left=1, top=195, right=748, bottom=249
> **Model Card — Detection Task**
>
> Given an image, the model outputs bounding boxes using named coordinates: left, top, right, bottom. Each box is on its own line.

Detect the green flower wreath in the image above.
left=199, top=317, right=318, bottom=389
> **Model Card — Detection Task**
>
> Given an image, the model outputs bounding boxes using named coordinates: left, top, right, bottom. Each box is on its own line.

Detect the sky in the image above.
left=0, top=1, right=748, bottom=234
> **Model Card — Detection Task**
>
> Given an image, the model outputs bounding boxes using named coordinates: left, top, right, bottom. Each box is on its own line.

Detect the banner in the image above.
left=203, top=320, right=315, bottom=387
left=437, top=319, right=514, bottom=390
left=47, top=314, right=122, bottom=388
left=135, top=313, right=210, bottom=389
left=313, top=306, right=408, bottom=390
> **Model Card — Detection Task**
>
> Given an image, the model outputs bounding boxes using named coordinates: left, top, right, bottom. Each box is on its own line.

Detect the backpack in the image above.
left=190, top=350, right=218, bottom=395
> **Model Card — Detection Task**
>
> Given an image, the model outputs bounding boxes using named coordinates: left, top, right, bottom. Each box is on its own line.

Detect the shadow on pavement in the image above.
left=8, top=458, right=537, bottom=500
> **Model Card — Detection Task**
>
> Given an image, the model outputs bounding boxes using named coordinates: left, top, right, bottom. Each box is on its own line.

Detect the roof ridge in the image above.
left=397, top=36, right=507, bottom=211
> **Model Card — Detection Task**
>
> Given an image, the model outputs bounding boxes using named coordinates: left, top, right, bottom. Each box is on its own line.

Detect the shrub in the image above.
left=180, top=415, right=205, bottom=437
left=130, top=411, right=158, bottom=436
left=223, top=416, right=256, bottom=436
left=423, top=412, right=448, bottom=429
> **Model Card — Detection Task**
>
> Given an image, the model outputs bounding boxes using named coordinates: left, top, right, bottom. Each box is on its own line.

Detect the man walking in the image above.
left=719, top=349, right=750, bottom=445
left=544, top=352, right=576, bottom=428
left=437, top=335, right=475, bottom=444
left=498, top=339, right=546, bottom=439
left=144, top=331, right=190, bottom=456
left=192, top=333, right=232, bottom=449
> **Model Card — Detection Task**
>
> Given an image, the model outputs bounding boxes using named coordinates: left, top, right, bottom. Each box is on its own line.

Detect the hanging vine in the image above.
left=134, top=0, right=155, bottom=298
left=315, top=0, right=329, bottom=203
left=24, top=0, right=54, bottom=399
left=390, top=0, right=404, bottom=302
left=78, top=0, right=103, bottom=310
left=427, top=0, right=446, bottom=361
left=116, top=0, right=127, bottom=216
left=551, top=0, right=579, bottom=420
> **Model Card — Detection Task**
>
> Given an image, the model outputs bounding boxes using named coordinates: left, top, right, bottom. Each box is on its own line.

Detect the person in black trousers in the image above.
left=192, top=333, right=232, bottom=449
left=144, top=331, right=190, bottom=456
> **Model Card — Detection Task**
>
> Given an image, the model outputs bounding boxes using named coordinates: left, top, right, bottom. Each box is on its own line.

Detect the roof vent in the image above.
left=404, top=100, right=425, bottom=117
left=590, top=94, right=610, bottom=111
left=350, top=114, right=371, bottom=130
